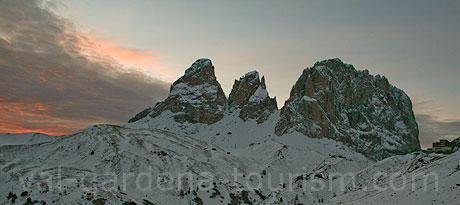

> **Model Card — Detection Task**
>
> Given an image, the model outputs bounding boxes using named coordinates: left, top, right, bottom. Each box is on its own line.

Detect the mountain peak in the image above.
left=229, top=71, right=277, bottom=123
left=277, top=59, right=420, bottom=160
left=184, top=58, right=213, bottom=76
left=308, top=58, right=356, bottom=73
left=129, top=58, right=420, bottom=160
left=315, top=58, right=343, bottom=65
left=129, top=58, right=227, bottom=124
left=243, top=70, right=259, bottom=78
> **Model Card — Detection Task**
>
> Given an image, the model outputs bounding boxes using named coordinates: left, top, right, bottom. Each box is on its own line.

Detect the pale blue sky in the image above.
left=55, top=0, right=460, bottom=147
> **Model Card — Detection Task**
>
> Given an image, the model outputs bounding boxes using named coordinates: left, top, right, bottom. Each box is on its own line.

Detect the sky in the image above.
left=0, top=0, right=459, bottom=148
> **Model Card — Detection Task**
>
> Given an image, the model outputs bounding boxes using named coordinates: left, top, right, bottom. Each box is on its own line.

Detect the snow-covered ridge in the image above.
left=184, top=58, right=213, bottom=75
left=228, top=70, right=277, bottom=123
left=131, top=58, right=418, bottom=159
left=168, top=82, right=219, bottom=105
left=1, top=118, right=455, bottom=204
left=1, top=115, right=373, bottom=204
left=243, top=70, right=259, bottom=79
left=0, top=58, right=437, bottom=204
left=139, top=58, right=227, bottom=124
left=276, top=58, right=420, bottom=160
left=249, top=86, right=268, bottom=103
left=0, top=133, right=55, bottom=146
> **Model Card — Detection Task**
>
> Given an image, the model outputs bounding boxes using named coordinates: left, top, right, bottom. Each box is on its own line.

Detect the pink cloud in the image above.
left=75, top=34, right=164, bottom=67
left=0, top=0, right=171, bottom=136
left=73, top=33, right=179, bottom=81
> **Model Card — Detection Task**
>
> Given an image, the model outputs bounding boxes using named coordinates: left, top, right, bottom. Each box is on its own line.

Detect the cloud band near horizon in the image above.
left=0, top=0, right=458, bottom=149
left=0, top=0, right=169, bottom=135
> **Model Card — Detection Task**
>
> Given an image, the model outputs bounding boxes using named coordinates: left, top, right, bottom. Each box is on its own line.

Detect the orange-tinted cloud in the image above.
left=0, top=122, right=76, bottom=136
left=0, top=0, right=170, bottom=136
left=0, top=100, right=79, bottom=135
left=73, top=33, right=179, bottom=81
left=75, top=34, right=165, bottom=68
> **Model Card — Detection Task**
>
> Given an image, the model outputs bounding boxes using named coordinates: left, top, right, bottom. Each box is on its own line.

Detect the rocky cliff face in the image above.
left=228, top=71, right=277, bottom=123
left=275, top=58, right=420, bottom=160
left=129, top=58, right=227, bottom=124
left=452, top=137, right=460, bottom=151
left=129, top=58, right=420, bottom=160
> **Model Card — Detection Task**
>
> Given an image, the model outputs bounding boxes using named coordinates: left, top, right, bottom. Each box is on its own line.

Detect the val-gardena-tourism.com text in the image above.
left=19, top=166, right=442, bottom=195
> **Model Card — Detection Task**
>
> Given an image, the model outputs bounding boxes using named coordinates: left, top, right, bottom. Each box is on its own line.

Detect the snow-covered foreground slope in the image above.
left=1, top=58, right=453, bottom=204
left=330, top=151, right=460, bottom=204
left=1, top=113, right=457, bottom=204
left=1, top=114, right=372, bottom=204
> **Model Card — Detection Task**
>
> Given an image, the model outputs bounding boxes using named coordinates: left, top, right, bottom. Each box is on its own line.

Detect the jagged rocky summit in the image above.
left=129, top=58, right=420, bottom=160
left=275, top=58, right=420, bottom=159
left=228, top=71, right=278, bottom=123
left=130, top=58, right=227, bottom=124
left=129, top=58, right=278, bottom=124
left=2, top=58, right=439, bottom=205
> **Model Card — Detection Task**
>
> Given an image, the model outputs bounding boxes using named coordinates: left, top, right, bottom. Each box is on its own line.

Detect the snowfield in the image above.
left=1, top=58, right=457, bottom=204
left=1, top=111, right=458, bottom=204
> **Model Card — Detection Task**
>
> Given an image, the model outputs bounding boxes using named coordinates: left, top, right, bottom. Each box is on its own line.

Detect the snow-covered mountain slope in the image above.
left=1, top=119, right=370, bottom=204
left=0, top=124, right=244, bottom=204
left=2, top=127, right=457, bottom=204
left=0, top=133, right=55, bottom=146
left=1, top=58, right=448, bottom=204
left=452, top=137, right=460, bottom=152
left=276, top=58, right=420, bottom=160
left=129, top=58, right=227, bottom=125
left=129, top=58, right=420, bottom=160
left=2, top=111, right=455, bottom=204
left=228, top=71, right=278, bottom=123
left=328, top=151, right=460, bottom=204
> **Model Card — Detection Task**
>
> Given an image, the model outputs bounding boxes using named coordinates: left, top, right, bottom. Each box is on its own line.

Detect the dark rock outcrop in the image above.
left=228, top=71, right=277, bottom=123
left=275, top=58, right=420, bottom=160
left=128, top=107, right=154, bottom=123
left=129, top=58, right=227, bottom=124
left=129, top=57, right=420, bottom=160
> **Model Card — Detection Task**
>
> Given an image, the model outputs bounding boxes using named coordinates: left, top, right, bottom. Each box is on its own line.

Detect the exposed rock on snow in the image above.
left=129, top=58, right=227, bottom=124
left=451, top=136, right=460, bottom=152
left=276, top=58, right=420, bottom=160
left=228, top=71, right=277, bottom=123
left=128, top=106, right=155, bottom=123
left=129, top=58, right=420, bottom=160
left=1, top=58, right=439, bottom=204
left=0, top=123, right=370, bottom=204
